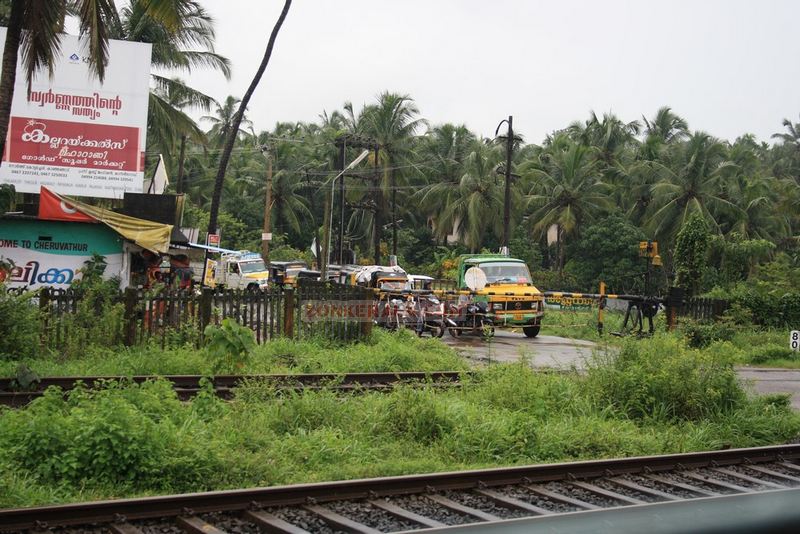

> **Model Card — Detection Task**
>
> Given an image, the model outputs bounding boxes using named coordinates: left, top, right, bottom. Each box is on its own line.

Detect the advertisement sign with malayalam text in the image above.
left=0, top=219, right=123, bottom=288
left=0, top=28, right=152, bottom=199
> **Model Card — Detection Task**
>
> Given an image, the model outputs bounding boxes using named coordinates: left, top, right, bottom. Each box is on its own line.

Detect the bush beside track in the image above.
left=1, top=331, right=798, bottom=509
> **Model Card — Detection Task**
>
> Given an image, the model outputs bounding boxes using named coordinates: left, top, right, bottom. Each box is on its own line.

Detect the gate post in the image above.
left=199, top=287, right=213, bottom=333
left=359, top=288, right=373, bottom=339
left=666, top=286, right=684, bottom=331
left=123, top=287, right=138, bottom=346
left=596, top=281, right=606, bottom=335
left=283, top=287, right=295, bottom=338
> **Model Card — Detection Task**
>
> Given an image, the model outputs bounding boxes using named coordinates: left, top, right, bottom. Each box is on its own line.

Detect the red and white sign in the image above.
left=38, top=186, right=96, bottom=223
left=207, top=234, right=221, bottom=247
left=0, top=29, right=151, bottom=199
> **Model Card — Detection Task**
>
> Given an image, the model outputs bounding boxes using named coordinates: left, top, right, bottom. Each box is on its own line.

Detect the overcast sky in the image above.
left=171, top=0, right=799, bottom=144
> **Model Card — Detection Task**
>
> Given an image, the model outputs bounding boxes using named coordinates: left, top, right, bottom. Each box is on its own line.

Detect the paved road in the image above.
left=737, top=368, right=800, bottom=410
left=445, top=331, right=800, bottom=409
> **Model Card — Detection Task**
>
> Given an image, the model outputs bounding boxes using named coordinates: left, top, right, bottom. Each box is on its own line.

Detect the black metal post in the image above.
left=502, top=115, right=513, bottom=252
left=373, top=145, right=382, bottom=265
left=391, top=168, right=397, bottom=256
left=337, top=139, right=346, bottom=265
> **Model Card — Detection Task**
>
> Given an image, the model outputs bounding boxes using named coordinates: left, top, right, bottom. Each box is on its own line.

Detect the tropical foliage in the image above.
left=1, top=3, right=799, bottom=295
left=158, top=95, right=800, bottom=294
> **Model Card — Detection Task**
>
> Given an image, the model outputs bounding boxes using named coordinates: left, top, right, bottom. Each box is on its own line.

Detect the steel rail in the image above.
left=0, top=371, right=470, bottom=407
left=2, top=444, right=799, bottom=532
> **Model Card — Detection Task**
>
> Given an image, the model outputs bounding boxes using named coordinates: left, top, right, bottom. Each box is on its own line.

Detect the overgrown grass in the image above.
left=0, top=329, right=468, bottom=378
left=1, top=337, right=798, bottom=508
left=586, top=334, right=745, bottom=420
left=688, top=327, right=800, bottom=368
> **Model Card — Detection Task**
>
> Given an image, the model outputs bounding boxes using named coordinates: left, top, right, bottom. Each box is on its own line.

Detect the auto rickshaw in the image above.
left=269, top=260, right=309, bottom=287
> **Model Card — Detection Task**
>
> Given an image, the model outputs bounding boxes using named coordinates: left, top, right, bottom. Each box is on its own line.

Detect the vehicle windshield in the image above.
left=379, top=280, right=406, bottom=291
left=478, top=262, right=531, bottom=284
left=240, top=260, right=266, bottom=274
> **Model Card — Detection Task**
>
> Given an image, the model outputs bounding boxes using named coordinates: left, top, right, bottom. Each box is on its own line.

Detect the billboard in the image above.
left=0, top=219, right=123, bottom=289
left=0, top=29, right=152, bottom=199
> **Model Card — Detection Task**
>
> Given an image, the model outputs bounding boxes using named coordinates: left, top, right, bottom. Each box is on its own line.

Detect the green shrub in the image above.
left=1, top=356, right=799, bottom=508
left=680, top=318, right=736, bottom=348
left=0, top=381, right=221, bottom=491
left=586, top=335, right=745, bottom=421
left=205, top=318, right=256, bottom=373
left=0, top=287, right=42, bottom=360
left=746, top=344, right=798, bottom=364
left=55, top=266, right=125, bottom=357
left=707, top=280, right=800, bottom=328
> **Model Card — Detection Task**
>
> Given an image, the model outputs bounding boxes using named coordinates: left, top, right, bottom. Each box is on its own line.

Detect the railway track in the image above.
left=2, top=444, right=800, bottom=533
left=0, top=371, right=468, bottom=407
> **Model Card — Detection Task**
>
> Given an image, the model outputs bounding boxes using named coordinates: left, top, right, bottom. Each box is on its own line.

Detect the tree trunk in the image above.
left=0, top=0, right=25, bottom=160
left=176, top=134, right=187, bottom=194
left=207, top=0, right=291, bottom=235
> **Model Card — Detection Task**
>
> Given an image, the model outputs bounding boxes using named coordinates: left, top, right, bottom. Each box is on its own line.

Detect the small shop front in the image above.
left=0, top=218, right=124, bottom=288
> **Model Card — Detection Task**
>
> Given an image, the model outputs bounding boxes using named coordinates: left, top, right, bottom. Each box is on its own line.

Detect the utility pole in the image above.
left=337, top=138, right=346, bottom=265
left=391, top=167, right=397, bottom=256
left=373, top=145, right=382, bottom=265
left=321, top=188, right=331, bottom=278
left=501, top=115, right=513, bottom=253
left=306, top=170, right=322, bottom=269
left=176, top=134, right=186, bottom=194
left=261, top=144, right=273, bottom=263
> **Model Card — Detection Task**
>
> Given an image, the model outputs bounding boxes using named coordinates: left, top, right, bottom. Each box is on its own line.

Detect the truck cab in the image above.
left=269, top=260, right=310, bottom=287
left=456, top=254, right=544, bottom=337
left=216, top=251, right=270, bottom=290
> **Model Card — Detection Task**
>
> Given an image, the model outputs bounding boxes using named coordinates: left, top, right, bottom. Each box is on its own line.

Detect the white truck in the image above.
left=205, top=251, right=270, bottom=290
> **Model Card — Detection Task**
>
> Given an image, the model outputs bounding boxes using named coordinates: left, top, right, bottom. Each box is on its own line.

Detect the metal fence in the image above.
left=295, top=280, right=374, bottom=341
left=9, top=282, right=372, bottom=350
left=678, top=297, right=730, bottom=321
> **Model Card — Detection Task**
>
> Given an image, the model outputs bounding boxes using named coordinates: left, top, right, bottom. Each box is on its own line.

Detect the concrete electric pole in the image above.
left=261, top=144, right=273, bottom=263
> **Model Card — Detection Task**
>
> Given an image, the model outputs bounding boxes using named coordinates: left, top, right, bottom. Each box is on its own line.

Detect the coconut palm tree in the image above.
left=359, top=92, right=427, bottom=255
left=0, top=0, right=110, bottom=157
left=772, top=114, right=800, bottom=147
left=428, top=140, right=509, bottom=251
left=207, top=0, right=292, bottom=237
left=567, top=111, right=641, bottom=168
left=202, top=95, right=252, bottom=147
left=644, top=132, right=741, bottom=241
left=729, top=177, right=791, bottom=242
left=149, top=77, right=209, bottom=191
left=112, top=0, right=230, bottom=182
left=257, top=122, right=314, bottom=236
left=0, top=0, right=187, bottom=158
left=523, top=138, right=611, bottom=271
left=640, top=107, right=689, bottom=161
left=416, top=124, right=477, bottom=239
left=771, top=114, right=800, bottom=182
left=644, top=107, right=689, bottom=144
